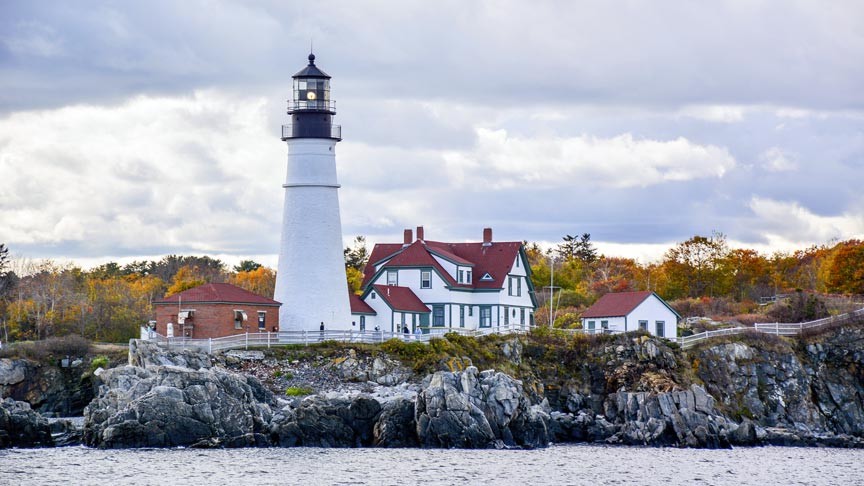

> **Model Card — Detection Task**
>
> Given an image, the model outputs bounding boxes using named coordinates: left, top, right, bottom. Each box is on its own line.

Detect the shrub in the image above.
left=285, top=386, right=314, bottom=396
left=89, top=355, right=109, bottom=372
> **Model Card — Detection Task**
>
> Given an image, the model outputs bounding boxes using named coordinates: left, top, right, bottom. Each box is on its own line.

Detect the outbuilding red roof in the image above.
left=154, top=283, right=281, bottom=306
left=372, top=285, right=431, bottom=313
left=349, top=293, right=376, bottom=315
left=580, top=291, right=655, bottom=318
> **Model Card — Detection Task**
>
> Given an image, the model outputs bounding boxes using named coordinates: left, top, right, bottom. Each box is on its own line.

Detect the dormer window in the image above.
left=457, top=266, right=472, bottom=284
left=387, top=270, right=398, bottom=286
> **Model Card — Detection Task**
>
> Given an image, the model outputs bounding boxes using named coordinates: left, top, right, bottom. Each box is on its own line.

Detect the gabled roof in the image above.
left=349, top=293, right=376, bottom=315
left=154, top=283, right=281, bottom=306
left=362, top=239, right=524, bottom=291
left=372, top=285, right=431, bottom=313
left=581, top=291, right=678, bottom=319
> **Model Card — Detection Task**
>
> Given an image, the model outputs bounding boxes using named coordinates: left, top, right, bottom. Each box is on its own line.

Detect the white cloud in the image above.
left=442, top=128, right=736, bottom=189
left=759, top=147, right=798, bottom=172
left=748, top=197, right=864, bottom=245
left=0, top=90, right=285, bottom=257
left=677, top=105, right=746, bottom=123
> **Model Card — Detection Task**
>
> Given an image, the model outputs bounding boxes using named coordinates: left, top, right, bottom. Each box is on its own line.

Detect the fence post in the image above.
left=775, top=322, right=779, bottom=335
left=267, top=332, right=271, bottom=348
left=303, top=329, right=307, bottom=346
left=208, top=338, right=212, bottom=354
left=245, top=332, right=248, bottom=350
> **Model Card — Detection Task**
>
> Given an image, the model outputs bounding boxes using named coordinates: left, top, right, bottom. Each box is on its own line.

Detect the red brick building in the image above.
left=153, top=283, right=281, bottom=339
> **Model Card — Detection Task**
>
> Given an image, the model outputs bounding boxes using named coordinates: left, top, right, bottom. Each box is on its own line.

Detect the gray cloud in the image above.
left=1, top=1, right=863, bottom=265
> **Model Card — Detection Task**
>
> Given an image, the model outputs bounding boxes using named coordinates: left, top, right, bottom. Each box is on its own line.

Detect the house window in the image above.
left=508, top=276, right=521, bottom=297
left=466, top=270, right=472, bottom=283
left=529, top=312, right=534, bottom=327
left=257, top=311, right=266, bottom=330
left=468, top=306, right=473, bottom=317
left=516, top=256, right=520, bottom=268
left=504, top=306, right=509, bottom=325
left=520, top=308, right=525, bottom=325
left=371, top=292, right=376, bottom=299
left=656, top=321, right=665, bottom=337
left=387, top=270, right=398, bottom=286
left=360, top=316, right=366, bottom=331
left=234, top=310, right=247, bottom=330
left=457, top=267, right=472, bottom=284
left=421, top=270, right=432, bottom=289
left=587, top=320, right=595, bottom=331
left=480, top=273, right=493, bottom=281
left=459, top=305, right=465, bottom=327
left=479, top=306, right=492, bottom=327
left=601, top=320, right=609, bottom=332
left=458, top=269, right=464, bottom=283
left=639, top=320, right=648, bottom=331
left=433, top=305, right=445, bottom=327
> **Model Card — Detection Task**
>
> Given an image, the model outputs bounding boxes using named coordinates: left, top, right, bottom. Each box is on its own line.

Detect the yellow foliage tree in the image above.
left=231, top=267, right=276, bottom=298
left=165, top=266, right=206, bottom=297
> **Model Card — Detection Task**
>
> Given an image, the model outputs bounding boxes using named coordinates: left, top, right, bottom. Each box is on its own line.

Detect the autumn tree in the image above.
left=231, top=266, right=276, bottom=298
left=234, top=260, right=262, bottom=273
left=344, top=236, right=369, bottom=271
left=824, top=240, right=864, bottom=294
left=659, top=232, right=730, bottom=299
left=165, top=265, right=207, bottom=296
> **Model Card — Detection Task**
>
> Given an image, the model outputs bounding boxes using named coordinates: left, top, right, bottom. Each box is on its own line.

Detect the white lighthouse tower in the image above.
left=274, top=53, right=351, bottom=331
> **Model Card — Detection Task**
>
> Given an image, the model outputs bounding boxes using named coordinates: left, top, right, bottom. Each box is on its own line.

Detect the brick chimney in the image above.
left=482, top=227, right=493, bottom=246
left=416, top=226, right=425, bottom=242
left=403, top=229, right=413, bottom=246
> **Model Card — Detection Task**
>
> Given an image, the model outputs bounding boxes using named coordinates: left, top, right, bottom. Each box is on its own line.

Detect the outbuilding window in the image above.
left=656, top=321, right=665, bottom=337
left=234, top=310, right=248, bottom=329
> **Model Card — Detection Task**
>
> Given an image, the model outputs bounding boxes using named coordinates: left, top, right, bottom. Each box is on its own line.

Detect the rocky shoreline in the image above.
left=3, top=324, right=864, bottom=450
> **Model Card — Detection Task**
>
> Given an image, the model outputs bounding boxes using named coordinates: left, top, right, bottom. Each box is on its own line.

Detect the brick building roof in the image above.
left=154, top=283, right=281, bottom=306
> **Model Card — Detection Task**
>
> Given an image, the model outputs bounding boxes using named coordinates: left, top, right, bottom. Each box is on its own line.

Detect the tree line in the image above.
left=0, top=234, right=861, bottom=343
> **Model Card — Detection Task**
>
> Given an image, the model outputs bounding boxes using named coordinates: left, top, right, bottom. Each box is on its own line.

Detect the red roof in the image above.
left=154, top=283, right=281, bottom=306
left=372, top=285, right=430, bottom=313
left=362, top=239, right=523, bottom=291
left=580, top=291, right=654, bottom=318
left=349, top=293, right=376, bottom=315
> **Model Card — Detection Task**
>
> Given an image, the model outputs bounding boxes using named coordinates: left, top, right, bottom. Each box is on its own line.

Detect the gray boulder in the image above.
left=0, top=398, right=53, bottom=448
left=415, top=367, right=548, bottom=449
left=129, top=339, right=213, bottom=370
left=373, top=397, right=418, bottom=447
left=84, top=365, right=274, bottom=448
left=270, top=394, right=383, bottom=447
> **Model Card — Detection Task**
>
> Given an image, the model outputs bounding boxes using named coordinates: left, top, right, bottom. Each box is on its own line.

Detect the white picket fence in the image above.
left=146, top=324, right=531, bottom=353
left=677, top=307, right=864, bottom=349
left=144, top=308, right=864, bottom=353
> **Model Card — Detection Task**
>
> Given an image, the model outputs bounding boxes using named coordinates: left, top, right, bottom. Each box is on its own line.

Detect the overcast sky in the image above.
left=1, top=0, right=863, bottom=269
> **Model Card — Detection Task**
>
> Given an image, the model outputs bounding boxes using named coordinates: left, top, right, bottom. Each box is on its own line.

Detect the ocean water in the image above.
left=1, top=444, right=862, bottom=486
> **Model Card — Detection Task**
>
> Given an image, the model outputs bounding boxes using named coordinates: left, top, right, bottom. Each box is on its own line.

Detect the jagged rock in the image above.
left=329, top=351, right=412, bottom=386
left=83, top=365, right=275, bottom=448
left=0, top=358, right=94, bottom=417
left=0, top=398, right=53, bottom=448
left=373, top=397, right=418, bottom=447
left=49, top=418, right=83, bottom=447
left=129, top=339, right=213, bottom=370
left=269, top=394, right=382, bottom=447
left=415, top=366, right=548, bottom=449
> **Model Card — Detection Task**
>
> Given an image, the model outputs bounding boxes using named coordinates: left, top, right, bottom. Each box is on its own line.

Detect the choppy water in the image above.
left=1, top=444, right=862, bottom=485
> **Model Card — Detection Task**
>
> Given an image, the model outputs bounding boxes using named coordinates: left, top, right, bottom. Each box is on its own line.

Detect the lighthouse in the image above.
left=274, top=53, right=351, bottom=331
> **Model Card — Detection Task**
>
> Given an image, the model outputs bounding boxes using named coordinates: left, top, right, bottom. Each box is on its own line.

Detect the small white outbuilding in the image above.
left=580, top=291, right=679, bottom=338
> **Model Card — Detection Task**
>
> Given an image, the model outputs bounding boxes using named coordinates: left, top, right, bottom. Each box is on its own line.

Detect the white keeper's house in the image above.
left=349, top=227, right=538, bottom=333
left=580, top=290, right=679, bottom=338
